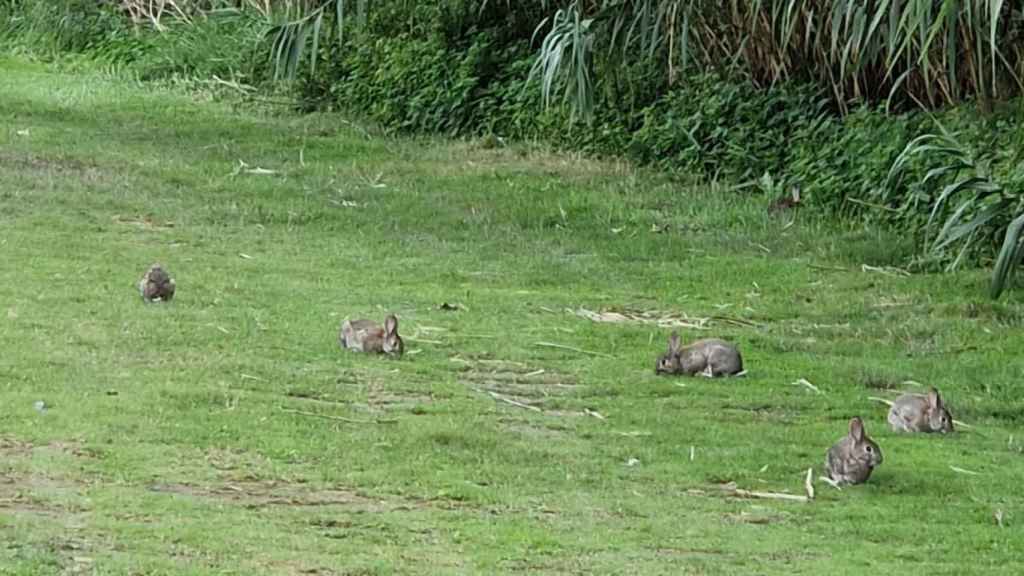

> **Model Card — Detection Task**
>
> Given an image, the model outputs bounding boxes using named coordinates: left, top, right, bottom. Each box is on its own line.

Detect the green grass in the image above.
left=1, top=56, right=1023, bottom=575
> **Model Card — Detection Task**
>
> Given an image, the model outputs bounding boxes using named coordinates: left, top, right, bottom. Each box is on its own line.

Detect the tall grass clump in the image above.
left=0, top=0, right=268, bottom=81
left=527, top=0, right=1024, bottom=117
left=886, top=122, right=1024, bottom=298
left=262, top=1, right=1024, bottom=116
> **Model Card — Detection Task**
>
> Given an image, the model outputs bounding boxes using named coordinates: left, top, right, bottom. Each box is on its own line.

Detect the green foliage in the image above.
left=0, top=0, right=127, bottom=57
left=628, top=73, right=828, bottom=182
left=788, top=106, right=925, bottom=216
left=0, top=1, right=266, bottom=82
left=529, top=0, right=1024, bottom=120
left=5, top=0, right=1024, bottom=298
left=130, top=11, right=266, bottom=81
left=887, top=127, right=1024, bottom=298
left=304, top=32, right=487, bottom=134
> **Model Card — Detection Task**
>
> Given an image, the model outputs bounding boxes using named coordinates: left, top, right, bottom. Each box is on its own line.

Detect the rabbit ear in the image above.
left=384, top=314, right=398, bottom=336
left=668, top=332, right=681, bottom=354
left=849, top=417, right=865, bottom=442
left=928, top=387, right=942, bottom=409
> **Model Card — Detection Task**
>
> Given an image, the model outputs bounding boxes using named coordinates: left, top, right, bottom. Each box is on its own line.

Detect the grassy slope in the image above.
left=1, top=57, right=1022, bottom=575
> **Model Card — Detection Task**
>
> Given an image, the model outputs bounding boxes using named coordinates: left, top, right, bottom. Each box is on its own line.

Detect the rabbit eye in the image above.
left=865, top=446, right=872, bottom=452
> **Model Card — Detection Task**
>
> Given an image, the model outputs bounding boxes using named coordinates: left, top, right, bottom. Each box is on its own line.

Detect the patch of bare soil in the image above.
left=720, top=403, right=796, bottom=424
left=654, top=546, right=731, bottom=558
left=454, top=360, right=603, bottom=438
left=0, top=151, right=107, bottom=182
left=148, top=479, right=376, bottom=510
left=722, top=508, right=792, bottom=525
left=147, top=478, right=472, bottom=519
left=282, top=384, right=433, bottom=415
left=365, top=389, right=434, bottom=412
left=457, top=360, right=579, bottom=402
left=0, top=437, right=93, bottom=519
left=147, top=478, right=462, bottom=515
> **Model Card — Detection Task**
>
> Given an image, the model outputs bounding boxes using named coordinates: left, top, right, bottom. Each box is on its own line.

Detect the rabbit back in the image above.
left=139, top=265, right=175, bottom=302
left=340, top=319, right=385, bottom=353
left=679, top=339, right=742, bottom=376
left=887, top=390, right=953, bottom=433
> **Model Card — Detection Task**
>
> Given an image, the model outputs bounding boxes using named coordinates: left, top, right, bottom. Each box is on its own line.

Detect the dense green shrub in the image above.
left=128, top=11, right=265, bottom=81
left=627, top=74, right=828, bottom=182
left=788, top=107, right=925, bottom=217
left=0, top=1, right=263, bottom=81
left=301, top=32, right=485, bottom=135
left=5, top=0, right=1024, bottom=295
left=0, top=0, right=128, bottom=56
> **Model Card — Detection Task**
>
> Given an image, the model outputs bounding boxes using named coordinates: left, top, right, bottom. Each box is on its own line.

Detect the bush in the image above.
left=627, top=74, right=828, bottom=182
left=0, top=0, right=128, bottom=57
left=5, top=0, right=1024, bottom=296
left=303, top=32, right=486, bottom=135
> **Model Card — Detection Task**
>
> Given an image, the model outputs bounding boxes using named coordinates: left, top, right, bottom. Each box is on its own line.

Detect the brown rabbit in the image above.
left=654, top=332, right=743, bottom=376
left=887, top=387, right=953, bottom=434
left=768, top=185, right=801, bottom=213
left=339, top=314, right=404, bottom=357
left=825, top=417, right=883, bottom=485
left=139, top=264, right=176, bottom=302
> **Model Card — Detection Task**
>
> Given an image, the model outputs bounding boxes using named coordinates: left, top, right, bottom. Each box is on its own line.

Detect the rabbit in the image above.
left=139, top=264, right=176, bottom=302
left=339, top=313, right=404, bottom=357
left=887, top=387, right=953, bottom=434
left=768, top=185, right=801, bottom=213
left=825, top=417, right=883, bottom=485
left=654, top=332, right=743, bottom=376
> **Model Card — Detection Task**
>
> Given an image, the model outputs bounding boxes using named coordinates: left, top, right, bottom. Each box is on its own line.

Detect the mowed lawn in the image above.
left=1, top=57, right=1022, bottom=575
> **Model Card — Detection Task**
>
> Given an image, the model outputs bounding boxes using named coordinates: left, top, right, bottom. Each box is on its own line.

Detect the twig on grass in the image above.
left=818, top=476, right=843, bottom=490
left=728, top=487, right=810, bottom=503
left=861, top=264, right=911, bottom=277
left=807, top=263, right=851, bottom=272
left=482, top=390, right=542, bottom=413
left=949, top=465, right=981, bottom=476
left=791, top=378, right=823, bottom=394
left=535, top=342, right=614, bottom=358
left=804, top=468, right=815, bottom=500
left=280, top=408, right=397, bottom=425
left=405, top=337, right=444, bottom=344
left=708, top=315, right=764, bottom=328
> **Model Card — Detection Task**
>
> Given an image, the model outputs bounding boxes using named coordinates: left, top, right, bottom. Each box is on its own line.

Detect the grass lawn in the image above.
left=1, top=56, right=1023, bottom=575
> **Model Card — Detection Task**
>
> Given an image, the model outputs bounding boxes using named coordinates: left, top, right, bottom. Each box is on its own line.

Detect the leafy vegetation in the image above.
left=2, top=0, right=1023, bottom=296
left=887, top=128, right=1024, bottom=298
left=264, top=0, right=1024, bottom=114
left=3, top=55, right=1024, bottom=576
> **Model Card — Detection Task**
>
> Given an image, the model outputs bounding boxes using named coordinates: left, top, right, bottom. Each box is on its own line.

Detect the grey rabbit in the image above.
left=339, top=314, right=404, bottom=357
left=825, top=417, right=883, bottom=486
left=654, top=332, right=743, bottom=376
left=887, top=387, right=953, bottom=434
left=139, top=264, right=176, bottom=302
